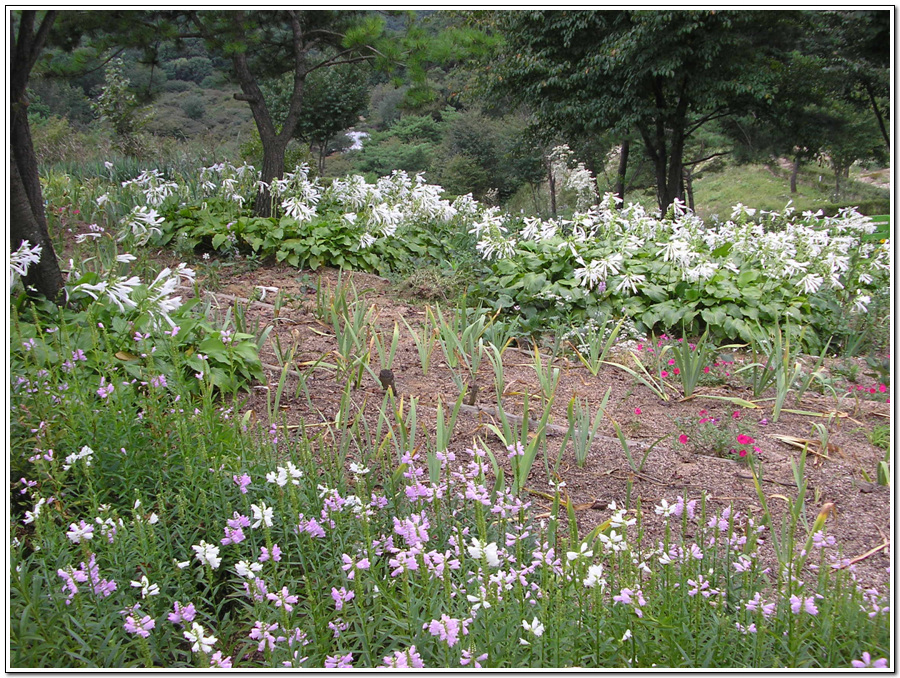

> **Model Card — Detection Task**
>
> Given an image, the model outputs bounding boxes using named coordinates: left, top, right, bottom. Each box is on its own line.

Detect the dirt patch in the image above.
left=173, top=259, right=892, bottom=594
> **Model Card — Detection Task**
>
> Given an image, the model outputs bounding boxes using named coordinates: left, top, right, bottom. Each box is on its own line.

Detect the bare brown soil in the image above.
left=175, top=260, right=892, bottom=594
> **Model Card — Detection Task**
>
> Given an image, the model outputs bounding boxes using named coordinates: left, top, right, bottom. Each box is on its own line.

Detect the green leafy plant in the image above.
left=566, top=390, right=610, bottom=468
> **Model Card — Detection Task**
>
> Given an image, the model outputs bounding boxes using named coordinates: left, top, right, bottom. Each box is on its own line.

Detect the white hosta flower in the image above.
left=359, top=233, right=376, bottom=249
left=281, top=196, right=316, bottom=223
left=9, top=240, right=42, bottom=289
left=615, top=273, right=645, bottom=295
left=852, top=292, right=871, bottom=314
left=797, top=272, right=823, bottom=295
left=683, top=261, right=718, bottom=283
left=574, top=259, right=608, bottom=290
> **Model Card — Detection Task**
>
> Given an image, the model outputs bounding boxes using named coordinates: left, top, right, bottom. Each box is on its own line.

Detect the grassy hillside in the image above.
left=692, top=161, right=890, bottom=221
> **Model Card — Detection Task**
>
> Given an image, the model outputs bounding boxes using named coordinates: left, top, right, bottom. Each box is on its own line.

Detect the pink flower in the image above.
left=331, top=586, right=355, bottom=611
left=233, top=474, right=251, bottom=494
left=634, top=408, right=642, bottom=415
left=732, top=411, right=741, bottom=420
left=168, top=601, right=197, bottom=626
left=737, top=434, right=754, bottom=445
left=324, top=652, right=354, bottom=668
left=851, top=652, right=888, bottom=668
left=679, top=434, right=689, bottom=445
left=703, top=366, right=710, bottom=373
left=668, top=359, right=676, bottom=365
left=878, top=383, right=887, bottom=393
left=673, top=367, right=680, bottom=375
left=661, top=370, right=669, bottom=378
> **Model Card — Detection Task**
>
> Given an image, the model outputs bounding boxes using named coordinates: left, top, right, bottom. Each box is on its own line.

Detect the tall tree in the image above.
left=811, top=10, right=891, bottom=151
left=10, top=10, right=65, bottom=302
left=51, top=10, right=394, bottom=217
left=487, top=10, right=803, bottom=212
left=182, top=11, right=388, bottom=216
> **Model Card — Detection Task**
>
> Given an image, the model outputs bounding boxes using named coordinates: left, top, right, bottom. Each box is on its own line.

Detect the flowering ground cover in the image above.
left=8, top=162, right=891, bottom=668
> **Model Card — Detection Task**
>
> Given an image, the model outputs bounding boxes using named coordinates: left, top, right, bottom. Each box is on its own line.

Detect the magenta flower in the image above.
left=679, top=434, right=689, bottom=445
left=736, top=434, right=755, bottom=445
left=634, top=407, right=641, bottom=415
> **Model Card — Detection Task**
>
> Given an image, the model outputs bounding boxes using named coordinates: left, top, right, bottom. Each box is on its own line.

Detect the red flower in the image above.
left=739, top=449, right=747, bottom=458
left=673, top=368, right=680, bottom=375
left=703, top=366, right=711, bottom=373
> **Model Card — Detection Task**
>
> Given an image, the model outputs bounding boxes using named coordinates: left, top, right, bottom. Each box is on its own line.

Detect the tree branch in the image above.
left=683, top=150, right=730, bottom=167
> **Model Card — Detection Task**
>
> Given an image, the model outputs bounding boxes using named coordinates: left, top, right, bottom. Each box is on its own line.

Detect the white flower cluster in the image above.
left=9, top=239, right=42, bottom=289
left=476, top=193, right=890, bottom=306
left=121, top=169, right=181, bottom=208
left=67, top=260, right=195, bottom=329
left=266, top=166, right=467, bottom=247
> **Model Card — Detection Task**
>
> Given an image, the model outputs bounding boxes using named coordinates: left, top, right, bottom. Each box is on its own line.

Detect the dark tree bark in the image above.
left=862, top=83, right=890, bottom=151
left=10, top=10, right=65, bottom=302
left=790, top=155, right=801, bottom=194
left=614, top=139, right=630, bottom=207
left=192, top=10, right=310, bottom=218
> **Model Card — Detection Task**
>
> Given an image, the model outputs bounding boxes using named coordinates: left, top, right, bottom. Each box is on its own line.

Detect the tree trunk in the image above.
left=790, top=155, right=801, bottom=194
left=614, top=139, right=630, bottom=207
left=865, top=82, right=890, bottom=151
left=548, top=162, right=557, bottom=218
left=11, top=149, right=65, bottom=302
left=684, top=166, right=695, bottom=212
left=204, top=10, right=308, bottom=218
left=10, top=10, right=64, bottom=302
left=255, top=132, right=291, bottom=217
